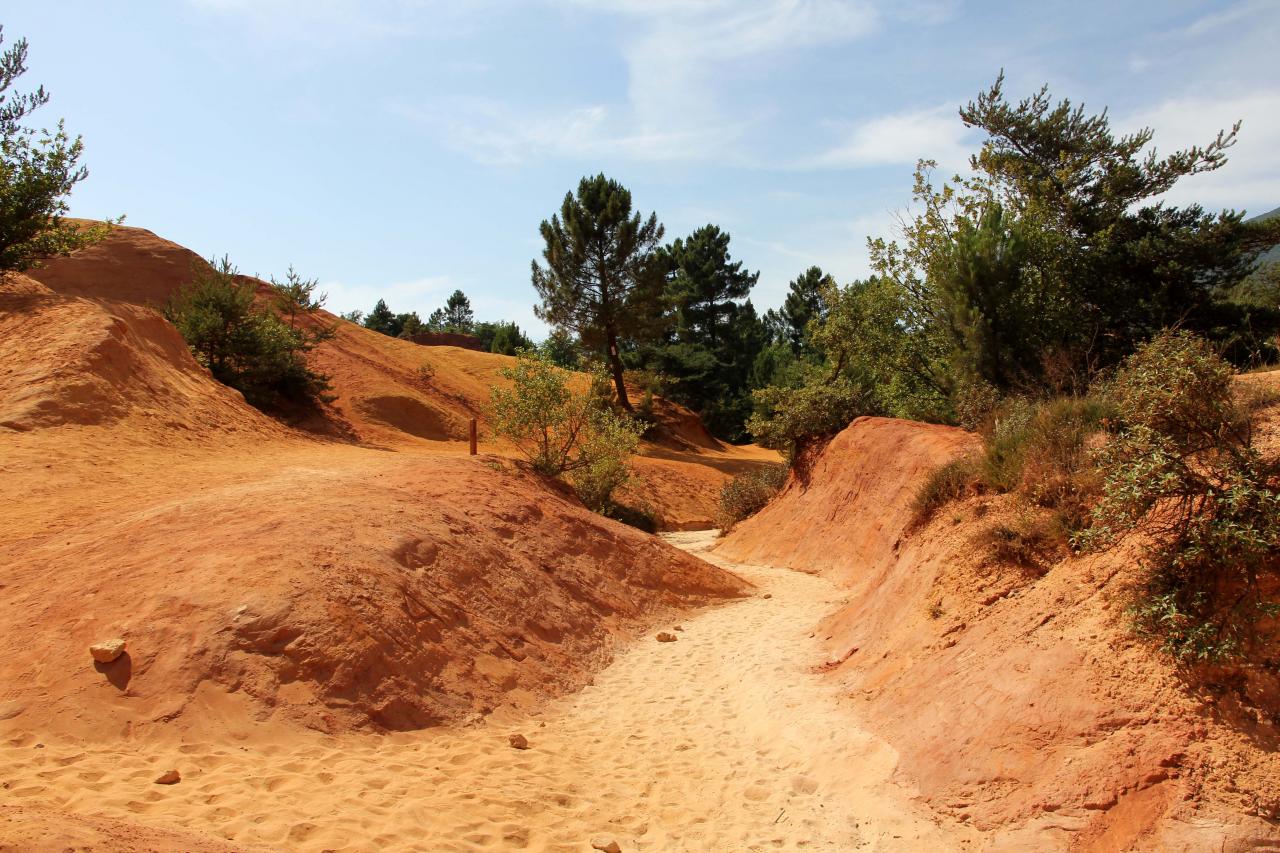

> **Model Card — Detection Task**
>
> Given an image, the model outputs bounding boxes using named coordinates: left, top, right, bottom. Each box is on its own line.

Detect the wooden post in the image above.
left=469, top=418, right=477, bottom=455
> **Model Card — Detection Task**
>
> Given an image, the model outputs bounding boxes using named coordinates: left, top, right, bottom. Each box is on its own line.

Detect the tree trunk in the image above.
left=607, top=328, right=633, bottom=411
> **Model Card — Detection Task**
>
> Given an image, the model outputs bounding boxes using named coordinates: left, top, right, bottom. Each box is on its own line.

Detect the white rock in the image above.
left=89, top=639, right=126, bottom=663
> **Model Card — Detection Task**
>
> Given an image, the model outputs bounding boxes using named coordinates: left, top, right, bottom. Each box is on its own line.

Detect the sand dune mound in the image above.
left=717, top=416, right=1280, bottom=850
left=0, top=271, right=279, bottom=437
left=0, top=449, right=747, bottom=738
left=2, top=225, right=754, bottom=740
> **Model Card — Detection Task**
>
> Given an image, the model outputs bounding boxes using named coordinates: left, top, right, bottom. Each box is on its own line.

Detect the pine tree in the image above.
left=644, top=225, right=766, bottom=440
left=362, top=299, right=400, bottom=336
left=666, top=225, right=759, bottom=347
left=532, top=174, right=668, bottom=410
left=441, top=290, right=474, bottom=333
left=778, top=267, right=833, bottom=351
left=0, top=26, right=102, bottom=272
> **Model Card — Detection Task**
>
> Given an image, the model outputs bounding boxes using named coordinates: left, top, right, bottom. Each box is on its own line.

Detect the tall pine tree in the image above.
left=532, top=174, right=668, bottom=410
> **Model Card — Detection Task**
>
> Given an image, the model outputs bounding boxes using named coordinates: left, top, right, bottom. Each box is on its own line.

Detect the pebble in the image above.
left=656, top=632, right=677, bottom=643
left=508, top=733, right=529, bottom=750
left=591, top=840, right=622, bottom=853
left=155, top=769, right=181, bottom=785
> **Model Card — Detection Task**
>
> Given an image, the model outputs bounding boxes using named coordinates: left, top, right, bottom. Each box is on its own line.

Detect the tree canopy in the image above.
left=0, top=26, right=104, bottom=273
left=532, top=173, right=668, bottom=411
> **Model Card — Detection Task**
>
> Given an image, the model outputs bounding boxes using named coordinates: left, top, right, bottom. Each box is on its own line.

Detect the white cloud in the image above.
left=1122, top=90, right=1280, bottom=216
left=390, top=97, right=732, bottom=165
left=392, top=0, right=883, bottom=165
left=602, top=0, right=880, bottom=159
left=812, top=104, right=976, bottom=175
left=1181, top=0, right=1270, bottom=38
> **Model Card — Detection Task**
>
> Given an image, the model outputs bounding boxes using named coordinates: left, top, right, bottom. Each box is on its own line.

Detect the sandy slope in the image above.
left=716, top=416, right=1280, bottom=851
left=0, top=532, right=974, bottom=852
left=15, top=222, right=781, bottom=529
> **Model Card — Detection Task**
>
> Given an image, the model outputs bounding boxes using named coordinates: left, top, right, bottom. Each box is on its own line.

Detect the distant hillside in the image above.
left=1248, top=205, right=1280, bottom=265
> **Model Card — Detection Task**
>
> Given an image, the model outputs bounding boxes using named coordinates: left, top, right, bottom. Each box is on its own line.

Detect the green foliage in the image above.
left=856, top=75, right=1280, bottom=421
left=715, top=465, right=787, bottom=532
left=912, top=456, right=978, bottom=524
left=636, top=224, right=767, bottom=441
left=775, top=266, right=833, bottom=352
left=474, top=320, right=532, bottom=355
left=748, top=275, right=950, bottom=455
left=602, top=500, right=658, bottom=533
left=812, top=276, right=947, bottom=421
left=362, top=299, right=400, bottom=336
left=489, top=350, right=644, bottom=512
left=541, top=329, right=582, bottom=369
left=913, top=395, right=1109, bottom=534
left=165, top=257, right=332, bottom=409
left=747, top=368, right=872, bottom=458
left=533, top=174, right=668, bottom=411
left=1077, top=331, right=1280, bottom=663
left=568, top=404, right=644, bottom=512
left=271, top=266, right=335, bottom=337
left=0, top=27, right=109, bottom=272
left=424, top=289, right=474, bottom=334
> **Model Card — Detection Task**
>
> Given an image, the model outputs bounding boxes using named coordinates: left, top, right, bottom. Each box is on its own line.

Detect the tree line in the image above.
left=525, top=76, right=1280, bottom=449
left=343, top=290, right=536, bottom=356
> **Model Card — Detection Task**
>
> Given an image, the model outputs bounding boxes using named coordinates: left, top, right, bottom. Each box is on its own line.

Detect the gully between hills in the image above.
left=1, top=224, right=1277, bottom=851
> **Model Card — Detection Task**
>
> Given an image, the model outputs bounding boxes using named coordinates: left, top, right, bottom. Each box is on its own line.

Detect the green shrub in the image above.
left=715, top=465, right=788, bottom=532
left=490, top=349, right=644, bottom=512
left=1077, top=331, right=1280, bottom=663
left=568, top=407, right=644, bottom=512
left=915, top=395, right=1109, bottom=533
left=747, top=376, right=870, bottom=459
left=979, top=511, right=1065, bottom=570
left=165, top=257, right=333, bottom=409
left=603, top=500, right=659, bottom=533
left=912, top=456, right=978, bottom=524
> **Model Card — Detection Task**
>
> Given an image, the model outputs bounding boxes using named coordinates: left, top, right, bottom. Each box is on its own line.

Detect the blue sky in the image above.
left=6, top=1, right=1278, bottom=336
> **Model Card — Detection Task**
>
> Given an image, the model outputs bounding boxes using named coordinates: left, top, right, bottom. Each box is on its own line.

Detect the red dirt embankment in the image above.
left=1, top=225, right=752, bottom=740
left=716, top=416, right=1280, bottom=851
left=17, top=223, right=778, bottom=527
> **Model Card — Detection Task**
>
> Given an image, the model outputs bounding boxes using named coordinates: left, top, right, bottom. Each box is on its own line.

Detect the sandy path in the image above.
left=2, top=531, right=973, bottom=852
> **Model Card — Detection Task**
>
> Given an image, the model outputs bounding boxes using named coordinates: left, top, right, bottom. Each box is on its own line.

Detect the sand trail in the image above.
left=2, top=531, right=973, bottom=852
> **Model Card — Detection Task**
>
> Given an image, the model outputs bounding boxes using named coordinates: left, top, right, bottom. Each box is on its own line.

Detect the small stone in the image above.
left=508, top=733, right=529, bottom=750
left=155, top=769, right=181, bottom=785
left=591, top=841, right=622, bottom=853
left=672, top=625, right=684, bottom=632
left=89, top=639, right=126, bottom=663
left=656, top=632, right=677, bottom=643
left=762, top=593, right=772, bottom=599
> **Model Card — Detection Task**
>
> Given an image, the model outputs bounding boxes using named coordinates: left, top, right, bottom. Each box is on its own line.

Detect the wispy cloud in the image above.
left=389, top=0, right=885, bottom=165
left=1122, top=90, right=1280, bottom=215
left=594, top=0, right=881, bottom=160
left=811, top=104, right=976, bottom=175
left=389, top=97, right=735, bottom=165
